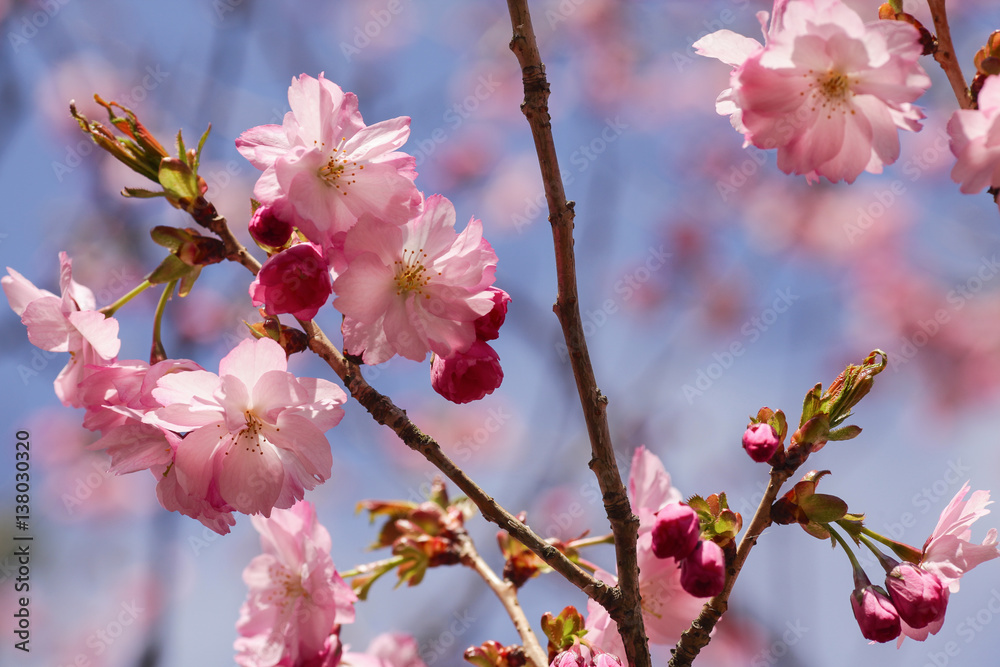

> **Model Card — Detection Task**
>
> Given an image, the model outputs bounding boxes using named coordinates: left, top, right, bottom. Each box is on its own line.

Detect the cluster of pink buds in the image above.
left=650, top=495, right=738, bottom=598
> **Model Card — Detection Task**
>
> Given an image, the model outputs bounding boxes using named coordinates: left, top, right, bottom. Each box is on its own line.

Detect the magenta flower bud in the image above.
left=474, top=287, right=511, bottom=341
left=679, top=540, right=726, bottom=598
left=742, top=422, right=780, bottom=462
left=651, top=503, right=701, bottom=561
left=885, top=563, right=948, bottom=629
left=850, top=585, right=901, bottom=643
left=431, top=340, right=504, bottom=404
left=249, top=205, right=294, bottom=249
left=249, top=242, right=332, bottom=320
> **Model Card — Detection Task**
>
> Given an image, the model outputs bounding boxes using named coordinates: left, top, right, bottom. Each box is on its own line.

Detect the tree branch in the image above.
left=503, top=3, right=647, bottom=667
left=928, top=0, right=973, bottom=110
left=458, top=532, right=548, bottom=667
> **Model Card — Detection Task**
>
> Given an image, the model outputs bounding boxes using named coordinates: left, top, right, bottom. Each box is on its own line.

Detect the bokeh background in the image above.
left=2, top=0, right=1000, bottom=665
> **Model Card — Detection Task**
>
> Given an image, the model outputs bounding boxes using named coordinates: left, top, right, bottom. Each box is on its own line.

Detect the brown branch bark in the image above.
left=928, top=0, right=973, bottom=110
left=503, top=3, right=647, bottom=667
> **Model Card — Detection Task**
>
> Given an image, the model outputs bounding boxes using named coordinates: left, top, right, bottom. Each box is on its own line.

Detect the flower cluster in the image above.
left=1, top=259, right=349, bottom=533
left=848, top=483, right=998, bottom=644
left=650, top=503, right=726, bottom=598
left=238, top=74, right=509, bottom=401
left=694, top=0, right=931, bottom=183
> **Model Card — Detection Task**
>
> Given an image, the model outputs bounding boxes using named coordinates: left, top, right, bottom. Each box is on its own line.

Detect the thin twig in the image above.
left=503, top=2, right=647, bottom=667
left=458, top=533, right=548, bottom=667
left=927, top=0, right=973, bottom=109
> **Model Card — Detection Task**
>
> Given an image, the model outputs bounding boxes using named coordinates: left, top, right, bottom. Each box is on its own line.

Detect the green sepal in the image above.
left=827, top=425, right=863, bottom=441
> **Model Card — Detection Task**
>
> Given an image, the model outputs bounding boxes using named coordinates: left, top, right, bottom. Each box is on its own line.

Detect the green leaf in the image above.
left=158, top=157, right=200, bottom=202
left=147, top=255, right=193, bottom=285
left=827, top=425, right=863, bottom=441
left=194, top=123, right=211, bottom=173
left=177, top=265, right=202, bottom=297
left=799, top=493, right=848, bottom=524
left=122, top=187, right=166, bottom=199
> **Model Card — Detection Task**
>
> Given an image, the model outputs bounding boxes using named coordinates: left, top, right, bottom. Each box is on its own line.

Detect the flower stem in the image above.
left=829, top=523, right=863, bottom=572
left=150, top=280, right=176, bottom=364
left=100, top=279, right=152, bottom=316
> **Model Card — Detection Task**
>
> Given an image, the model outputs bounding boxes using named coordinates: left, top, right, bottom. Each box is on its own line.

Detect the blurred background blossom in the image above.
left=2, top=1, right=1000, bottom=666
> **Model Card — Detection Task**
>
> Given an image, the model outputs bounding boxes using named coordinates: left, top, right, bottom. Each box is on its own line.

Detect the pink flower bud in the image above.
left=679, top=540, right=726, bottom=598
left=431, top=340, right=503, bottom=404
left=651, top=503, right=701, bottom=561
left=474, top=287, right=511, bottom=341
left=249, top=205, right=294, bottom=249
left=850, top=585, right=901, bottom=643
left=742, top=422, right=779, bottom=462
left=885, top=563, right=948, bottom=629
left=249, top=242, right=332, bottom=320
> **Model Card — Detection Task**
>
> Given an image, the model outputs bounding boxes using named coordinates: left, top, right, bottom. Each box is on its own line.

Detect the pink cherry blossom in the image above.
left=2, top=252, right=121, bottom=407
left=651, top=503, right=700, bottom=561
left=948, top=75, right=1000, bottom=194
left=694, top=0, right=931, bottom=183
left=250, top=242, right=333, bottom=321
left=235, top=500, right=356, bottom=667
left=550, top=643, right=623, bottom=667
left=741, top=422, right=780, bottom=462
left=473, top=287, right=511, bottom=341
left=884, top=562, right=947, bottom=630
left=679, top=540, right=726, bottom=598
left=918, top=482, right=999, bottom=593
left=146, top=337, right=347, bottom=517
left=896, top=482, right=998, bottom=645
left=851, top=583, right=901, bottom=643
left=236, top=73, right=421, bottom=249
left=585, top=447, right=707, bottom=657
left=249, top=205, right=295, bottom=249
left=340, top=633, right=427, bottom=667
left=334, top=194, right=498, bottom=365
left=430, top=340, right=504, bottom=404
